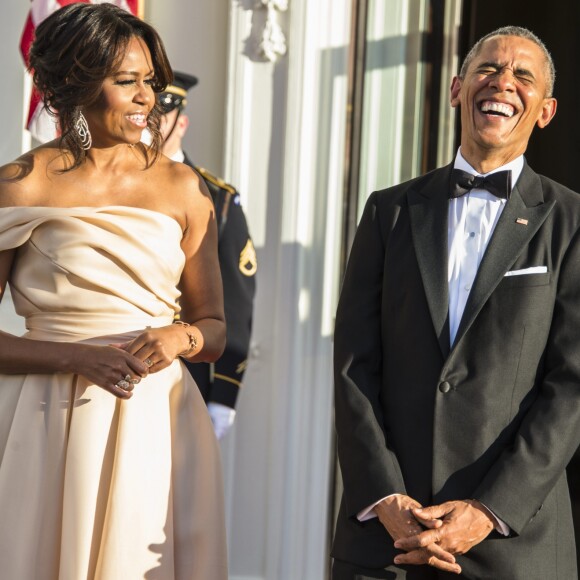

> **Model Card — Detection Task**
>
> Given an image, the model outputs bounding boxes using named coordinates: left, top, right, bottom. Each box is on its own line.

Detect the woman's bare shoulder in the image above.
left=0, top=143, right=64, bottom=208
left=144, top=156, right=214, bottom=232
left=156, top=155, right=205, bottom=191
left=151, top=156, right=211, bottom=207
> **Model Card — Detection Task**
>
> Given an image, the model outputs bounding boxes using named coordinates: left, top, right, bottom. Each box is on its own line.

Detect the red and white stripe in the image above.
left=20, top=0, right=143, bottom=143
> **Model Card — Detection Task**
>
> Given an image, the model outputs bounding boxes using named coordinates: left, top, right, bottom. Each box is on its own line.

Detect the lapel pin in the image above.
left=516, top=218, right=529, bottom=226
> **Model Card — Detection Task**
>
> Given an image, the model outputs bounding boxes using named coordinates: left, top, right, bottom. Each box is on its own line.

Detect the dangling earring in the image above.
left=75, top=110, right=92, bottom=150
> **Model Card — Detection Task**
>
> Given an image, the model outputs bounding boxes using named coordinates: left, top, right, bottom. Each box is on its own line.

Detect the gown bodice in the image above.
left=0, top=206, right=184, bottom=339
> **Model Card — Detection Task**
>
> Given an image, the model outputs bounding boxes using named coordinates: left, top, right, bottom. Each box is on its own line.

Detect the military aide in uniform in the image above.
left=157, top=71, right=257, bottom=439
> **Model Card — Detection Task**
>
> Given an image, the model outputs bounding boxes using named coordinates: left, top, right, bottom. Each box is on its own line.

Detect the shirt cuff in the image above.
left=357, top=494, right=398, bottom=522
left=479, top=502, right=510, bottom=536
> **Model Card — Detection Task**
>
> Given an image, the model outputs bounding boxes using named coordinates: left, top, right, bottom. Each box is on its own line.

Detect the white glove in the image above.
left=207, top=402, right=236, bottom=440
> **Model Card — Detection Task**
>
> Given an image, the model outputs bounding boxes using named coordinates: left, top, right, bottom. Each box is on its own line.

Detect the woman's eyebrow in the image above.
left=112, top=69, right=155, bottom=76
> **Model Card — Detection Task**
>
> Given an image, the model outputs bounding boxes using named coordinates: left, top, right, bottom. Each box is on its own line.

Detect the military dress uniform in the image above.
left=182, top=154, right=257, bottom=410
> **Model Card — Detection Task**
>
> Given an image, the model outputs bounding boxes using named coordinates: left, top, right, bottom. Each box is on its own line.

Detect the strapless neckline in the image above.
left=0, top=205, right=183, bottom=233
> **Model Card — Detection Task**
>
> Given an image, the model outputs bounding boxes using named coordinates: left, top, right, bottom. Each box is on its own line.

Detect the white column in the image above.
left=221, top=1, right=352, bottom=578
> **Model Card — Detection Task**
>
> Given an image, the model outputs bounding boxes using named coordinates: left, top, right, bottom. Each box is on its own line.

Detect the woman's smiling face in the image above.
left=83, top=36, right=156, bottom=148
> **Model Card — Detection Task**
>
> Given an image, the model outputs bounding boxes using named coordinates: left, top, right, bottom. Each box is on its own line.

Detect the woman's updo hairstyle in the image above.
left=29, top=2, right=173, bottom=169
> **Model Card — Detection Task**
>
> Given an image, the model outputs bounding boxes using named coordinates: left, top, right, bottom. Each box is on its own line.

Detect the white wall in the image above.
left=0, top=2, right=30, bottom=165
left=0, top=2, right=29, bottom=333
left=147, top=0, right=229, bottom=176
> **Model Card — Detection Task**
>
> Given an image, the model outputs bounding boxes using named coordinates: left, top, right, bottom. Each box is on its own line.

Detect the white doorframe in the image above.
left=221, top=1, right=352, bottom=578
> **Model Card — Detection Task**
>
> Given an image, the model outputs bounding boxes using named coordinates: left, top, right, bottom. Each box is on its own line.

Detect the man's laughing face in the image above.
left=450, top=34, right=557, bottom=168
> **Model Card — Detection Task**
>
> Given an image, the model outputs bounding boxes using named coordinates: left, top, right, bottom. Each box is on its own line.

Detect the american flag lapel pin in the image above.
left=516, top=218, right=529, bottom=226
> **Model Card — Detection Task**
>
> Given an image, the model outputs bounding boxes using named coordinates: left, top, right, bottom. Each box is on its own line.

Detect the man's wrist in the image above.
left=470, top=499, right=500, bottom=532
left=357, top=494, right=401, bottom=522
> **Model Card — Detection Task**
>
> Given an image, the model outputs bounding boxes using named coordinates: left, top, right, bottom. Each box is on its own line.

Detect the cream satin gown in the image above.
left=0, top=206, right=228, bottom=580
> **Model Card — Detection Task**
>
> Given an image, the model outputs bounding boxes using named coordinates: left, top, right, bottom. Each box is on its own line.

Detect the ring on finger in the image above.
left=145, top=358, right=153, bottom=367
left=116, top=379, right=131, bottom=390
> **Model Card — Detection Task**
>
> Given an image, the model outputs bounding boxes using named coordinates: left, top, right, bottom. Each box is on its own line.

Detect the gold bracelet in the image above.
left=174, top=320, right=198, bottom=356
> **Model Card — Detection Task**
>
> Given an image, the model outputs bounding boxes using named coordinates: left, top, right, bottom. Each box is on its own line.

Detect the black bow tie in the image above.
left=450, top=168, right=512, bottom=199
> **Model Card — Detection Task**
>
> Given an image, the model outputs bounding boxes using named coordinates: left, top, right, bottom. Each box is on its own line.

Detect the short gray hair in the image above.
left=459, top=26, right=555, bottom=97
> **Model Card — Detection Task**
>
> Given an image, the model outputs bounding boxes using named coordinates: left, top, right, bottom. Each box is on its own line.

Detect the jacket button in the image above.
left=439, top=381, right=451, bottom=393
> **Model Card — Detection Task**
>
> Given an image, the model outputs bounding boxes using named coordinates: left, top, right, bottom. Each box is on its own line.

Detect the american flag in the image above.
left=20, top=0, right=144, bottom=143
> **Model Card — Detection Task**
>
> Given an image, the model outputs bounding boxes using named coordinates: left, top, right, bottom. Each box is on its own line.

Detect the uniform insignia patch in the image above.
left=239, top=239, right=257, bottom=277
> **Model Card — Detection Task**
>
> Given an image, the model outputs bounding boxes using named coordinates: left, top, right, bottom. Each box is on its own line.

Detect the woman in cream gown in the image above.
left=0, top=4, right=227, bottom=579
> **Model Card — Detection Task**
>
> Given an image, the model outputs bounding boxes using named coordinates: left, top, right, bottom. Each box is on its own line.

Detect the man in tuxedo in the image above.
left=157, top=72, right=257, bottom=440
left=332, top=26, right=580, bottom=579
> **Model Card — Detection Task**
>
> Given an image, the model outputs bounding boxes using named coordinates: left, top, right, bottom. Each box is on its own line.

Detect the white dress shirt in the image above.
left=357, top=149, right=523, bottom=532
left=169, top=149, right=185, bottom=163
left=448, top=150, right=523, bottom=344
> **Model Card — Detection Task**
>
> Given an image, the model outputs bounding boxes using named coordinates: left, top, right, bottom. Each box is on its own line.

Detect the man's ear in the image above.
left=450, top=76, right=462, bottom=108
left=536, top=97, right=557, bottom=129
left=176, top=113, right=190, bottom=137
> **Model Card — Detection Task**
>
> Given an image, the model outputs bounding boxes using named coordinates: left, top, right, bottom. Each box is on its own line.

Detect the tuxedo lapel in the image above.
left=453, top=164, right=555, bottom=346
left=408, top=165, right=453, bottom=358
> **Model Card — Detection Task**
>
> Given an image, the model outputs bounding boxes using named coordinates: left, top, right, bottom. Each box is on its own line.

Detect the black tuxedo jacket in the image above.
left=332, top=162, right=580, bottom=579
